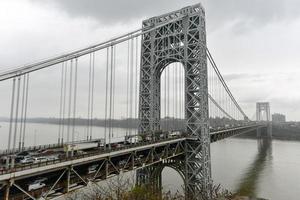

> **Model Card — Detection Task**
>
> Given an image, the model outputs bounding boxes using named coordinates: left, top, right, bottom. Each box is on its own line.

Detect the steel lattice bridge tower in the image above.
left=138, top=4, right=211, bottom=197
left=0, top=3, right=268, bottom=200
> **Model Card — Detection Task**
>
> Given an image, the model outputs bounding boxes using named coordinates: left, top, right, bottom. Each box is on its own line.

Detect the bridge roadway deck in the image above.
left=0, top=137, right=186, bottom=182
left=0, top=125, right=259, bottom=178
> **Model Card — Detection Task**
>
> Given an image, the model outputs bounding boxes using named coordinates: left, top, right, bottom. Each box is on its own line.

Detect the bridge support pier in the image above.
left=267, top=123, right=272, bottom=138
left=136, top=163, right=163, bottom=197
left=257, top=124, right=272, bottom=139
left=3, top=180, right=13, bottom=200
left=4, top=184, right=10, bottom=200
left=63, top=167, right=71, bottom=194
left=256, top=127, right=261, bottom=138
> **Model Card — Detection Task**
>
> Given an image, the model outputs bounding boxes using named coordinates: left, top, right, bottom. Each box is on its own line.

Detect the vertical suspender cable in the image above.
left=108, top=45, right=114, bottom=149
left=175, top=64, right=178, bottom=130
left=129, top=38, right=134, bottom=136
left=182, top=67, right=184, bottom=119
left=90, top=52, right=95, bottom=140
left=22, top=74, right=29, bottom=149
left=135, top=36, right=138, bottom=134
left=181, top=66, right=183, bottom=125
left=177, top=64, right=179, bottom=128
left=213, top=70, right=215, bottom=121
left=210, top=65, right=212, bottom=119
left=215, top=73, right=218, bottom=118
left=183, top=67, right=185, bottom=120
left=217, top=72, right=219, bottom=118
left=163, top=37, right=166, bottom=130
left=18, top=75, right=26, bottom=151
left=104, top=48, right=109, bottom=148
left=212, top=67, right=215, bottom=120
left=67, top=60, right=73, bottom=144
left=112, top=46, right=116, bottom=138
left=167, top=67, right=170, bottom=131
left=210, top=64, right=212, bottom=118
left=12, top=76, right=21, bottom=167
left=179, top=67, right=182, bottom=121
left=178, top=66, right=181, bottom=121
left=62, top=62, right=68, bottom=144
left=164, top=66, right=167, bottom=130
left=126, top=40, right=130, bottom=136
left=86, top=53, right=92, bottom=140
left=209, top=65, right=211, bottom=120
left=212, top=66, right=215, bottom=119
left=6, top=78, right=16, bottom=168
left=72, top=58, right=78, bottom=144
left=58, top=62, right=65, bottom=145
left=173, top=65, right=175, bottom=130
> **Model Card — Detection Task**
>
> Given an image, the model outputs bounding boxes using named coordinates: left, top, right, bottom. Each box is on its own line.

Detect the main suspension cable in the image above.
left=207, top=49, right=247, bottom=119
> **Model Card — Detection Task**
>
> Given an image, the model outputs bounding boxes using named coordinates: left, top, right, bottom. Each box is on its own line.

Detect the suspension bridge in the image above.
left=0, top=4, right=271, bottom=200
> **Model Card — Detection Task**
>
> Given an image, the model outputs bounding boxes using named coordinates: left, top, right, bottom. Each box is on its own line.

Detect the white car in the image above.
left=28, top=181, right=46, bottom=191
left=88, top=164, right=98, bottom=174
left=46, top=155, right=58, bottom=161
left=20, top=157, right=35, bottom=164
left=33, top=157, right=48, bottom=163
left=169, top=132, right=181, bottom=138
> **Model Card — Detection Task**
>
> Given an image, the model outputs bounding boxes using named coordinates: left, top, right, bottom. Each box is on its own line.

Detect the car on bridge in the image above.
left=28, top=180, right=46, bottom=191
left=88, top=164, right=99, bottom=174
left=33, top=157, right=48, bottom=163
left=125, top=135, right=142, bottom=144
left=168, top=131, right=181, bottom=138
left=20, top=156, right=35, bottom=164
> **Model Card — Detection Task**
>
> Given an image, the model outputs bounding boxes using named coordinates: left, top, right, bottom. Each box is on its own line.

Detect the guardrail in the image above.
left=0, top=138, right=103, bottom=156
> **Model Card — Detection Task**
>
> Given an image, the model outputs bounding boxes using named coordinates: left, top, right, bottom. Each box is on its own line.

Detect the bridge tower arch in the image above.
left=256, top=102, right=270, bottom=122
left=256, top=102, right=272, bottom=137
left=138, top=4, right=211, bottom=198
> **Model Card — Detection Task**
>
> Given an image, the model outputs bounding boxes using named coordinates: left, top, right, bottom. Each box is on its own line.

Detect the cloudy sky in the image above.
left=0, top=0, right=300, bottom=121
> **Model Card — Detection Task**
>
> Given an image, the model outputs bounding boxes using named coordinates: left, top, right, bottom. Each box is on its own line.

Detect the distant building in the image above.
left=272, top=113, right=286, bottom=123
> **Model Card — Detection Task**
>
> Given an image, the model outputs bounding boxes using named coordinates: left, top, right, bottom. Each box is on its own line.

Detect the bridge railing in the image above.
left=0, top=138, right=103, bottom=156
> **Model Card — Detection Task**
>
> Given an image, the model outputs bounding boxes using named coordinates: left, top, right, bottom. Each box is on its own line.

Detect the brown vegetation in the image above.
left=66, top=175, right=235, bottom=200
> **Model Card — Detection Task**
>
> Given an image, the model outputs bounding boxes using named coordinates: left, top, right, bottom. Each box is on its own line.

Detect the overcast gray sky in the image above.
left=0, top=0, right=300, bottom=121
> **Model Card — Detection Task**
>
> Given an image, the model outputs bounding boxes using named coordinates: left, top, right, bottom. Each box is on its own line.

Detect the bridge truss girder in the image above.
left=138, top=4, right=211, bottom=198
left=0, top=139, right=185, bottom=200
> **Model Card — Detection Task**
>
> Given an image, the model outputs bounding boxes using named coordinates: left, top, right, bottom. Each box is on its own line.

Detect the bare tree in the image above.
left=66, top=176, right=233, bottom=200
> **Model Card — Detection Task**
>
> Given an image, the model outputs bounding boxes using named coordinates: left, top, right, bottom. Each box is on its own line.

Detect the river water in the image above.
left=0, top=122, right=300, bottom=200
